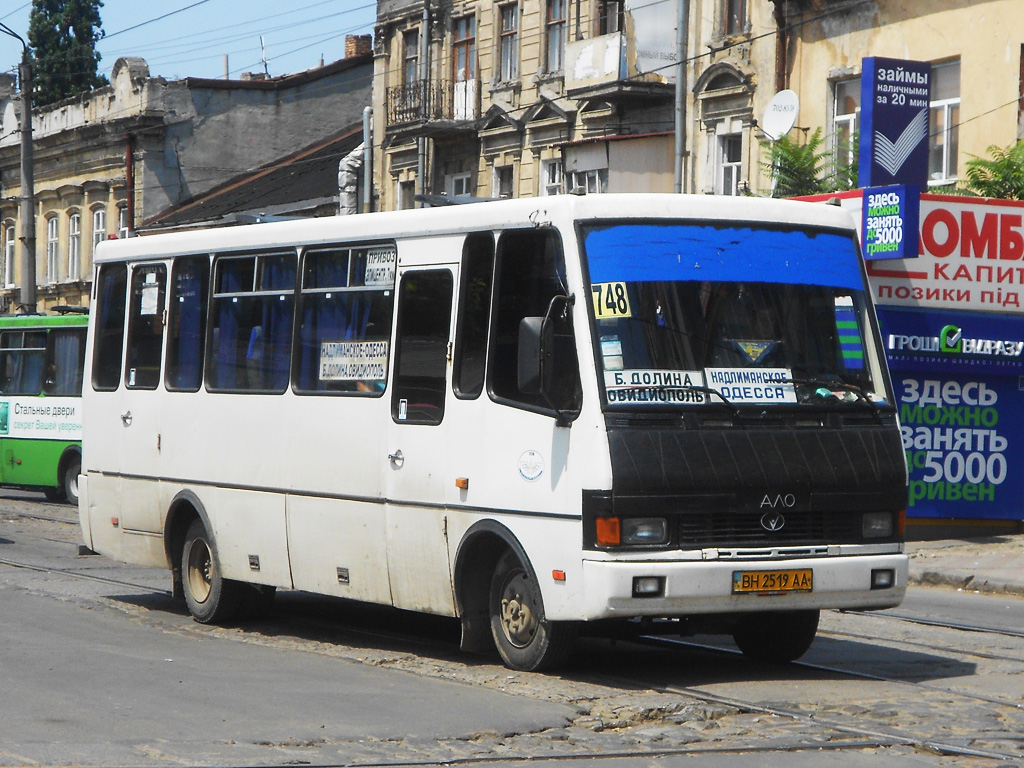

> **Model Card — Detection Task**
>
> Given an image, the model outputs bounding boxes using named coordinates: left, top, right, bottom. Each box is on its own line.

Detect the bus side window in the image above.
left=92, top=263, right=128, bottom=391
left=0, top=330, right=46, bottom=395
left=294, top=245, right=395, bottom=395
left=44, top=328, right=87, bottom=396
left=453, top=232, right=494, bottom=399
left=392, top=270, right=454, bottom=425
left=489, top=229, right=581, bottom=414
left=125, top=264, right=168, bottom=389
left=208, top=252, right=295, bottom=393
left=166, top=257, right=210, bottom=391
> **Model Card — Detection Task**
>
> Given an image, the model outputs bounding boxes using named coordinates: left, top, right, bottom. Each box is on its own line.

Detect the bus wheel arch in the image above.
left=454, top=522, right=575, bottom=671
left=165, top=491, right=215, bottom=603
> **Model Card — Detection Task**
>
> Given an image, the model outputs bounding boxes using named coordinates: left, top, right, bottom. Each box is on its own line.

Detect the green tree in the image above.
left=961, top=141, right=1024, bottom=200
left=28, top=0, right=106, bottom=107
left=760, top=127, right=857, bottom=198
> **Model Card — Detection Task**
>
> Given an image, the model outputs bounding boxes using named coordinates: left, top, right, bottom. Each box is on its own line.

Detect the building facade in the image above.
left=0, top=47, right=372, bottom=313
left=777, top=0, right=1024, bottom=192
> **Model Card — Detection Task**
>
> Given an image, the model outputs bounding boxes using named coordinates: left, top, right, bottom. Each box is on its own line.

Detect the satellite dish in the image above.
left=761, top=90, right=799, bottom=140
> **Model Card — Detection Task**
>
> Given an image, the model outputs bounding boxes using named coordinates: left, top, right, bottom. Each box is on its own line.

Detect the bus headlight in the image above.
left=862, top=511, right=893, bottom=538
left=622, top=518, right=668, bottom=545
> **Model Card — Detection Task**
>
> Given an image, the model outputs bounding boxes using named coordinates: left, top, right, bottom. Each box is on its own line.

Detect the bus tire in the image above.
left=62, top=455, right=81, bottom=506
left=489, top=550, right=575, bottom=671
left=732, top=609, right=819, bottom=663
left=182, top=519, right=242, bottom=624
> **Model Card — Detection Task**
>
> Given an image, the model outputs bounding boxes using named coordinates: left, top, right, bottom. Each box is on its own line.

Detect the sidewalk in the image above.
left=907, top=534, right=1024, bottom=597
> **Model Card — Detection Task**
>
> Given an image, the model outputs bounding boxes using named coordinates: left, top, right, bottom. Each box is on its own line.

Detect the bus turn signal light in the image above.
left=455, top=477, right=469, bottom=490
left=596, top=516, right=621, bottom=546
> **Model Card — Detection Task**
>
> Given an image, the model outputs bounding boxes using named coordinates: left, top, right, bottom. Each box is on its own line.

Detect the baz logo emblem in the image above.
left=760, top=513, right=786, bottom=532
left=760, top=493, right=796, bottom=509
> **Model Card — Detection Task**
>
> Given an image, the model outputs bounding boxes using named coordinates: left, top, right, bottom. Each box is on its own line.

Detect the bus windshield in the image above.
left=581, top=221, right=889, bottom=409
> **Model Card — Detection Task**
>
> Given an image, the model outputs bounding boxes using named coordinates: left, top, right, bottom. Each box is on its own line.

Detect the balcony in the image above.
left=385, top=79, right=479, bottom=135
left=565, top=32, right=675, bottom=103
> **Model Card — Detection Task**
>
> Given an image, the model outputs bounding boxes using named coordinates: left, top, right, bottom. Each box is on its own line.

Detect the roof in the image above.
left=142, top=124, right=365, bottom=231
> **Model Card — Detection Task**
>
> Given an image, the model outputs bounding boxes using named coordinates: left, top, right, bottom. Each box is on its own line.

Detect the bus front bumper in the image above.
left=576, top=552, right=908, bottom=621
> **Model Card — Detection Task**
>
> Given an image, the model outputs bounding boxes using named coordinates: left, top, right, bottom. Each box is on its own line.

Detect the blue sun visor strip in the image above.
left=583, top=224, right=864, bottom=291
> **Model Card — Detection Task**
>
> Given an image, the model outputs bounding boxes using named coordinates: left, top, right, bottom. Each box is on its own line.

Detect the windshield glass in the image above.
left=581, top=221, right=890, bottom=409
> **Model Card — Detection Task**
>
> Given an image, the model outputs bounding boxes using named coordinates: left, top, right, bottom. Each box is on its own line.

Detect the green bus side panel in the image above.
left=0, top=437, right=80, bottom=488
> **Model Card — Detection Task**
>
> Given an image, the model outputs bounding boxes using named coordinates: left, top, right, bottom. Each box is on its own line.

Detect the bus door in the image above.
left=116, top=262, right=168, bottom=533
left=385, top=265, right=457, bottom=614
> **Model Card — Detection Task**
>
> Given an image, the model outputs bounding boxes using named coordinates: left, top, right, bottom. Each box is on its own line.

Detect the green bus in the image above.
left=0, top=311, right=87, bottom=503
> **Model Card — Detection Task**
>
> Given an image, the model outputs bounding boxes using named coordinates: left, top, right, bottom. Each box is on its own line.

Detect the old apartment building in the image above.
left=0, top=46, right=371, bottom=313
left=370, top=0, right=1024, bottom=208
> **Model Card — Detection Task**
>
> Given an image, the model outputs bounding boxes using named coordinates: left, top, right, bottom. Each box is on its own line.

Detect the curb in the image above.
left=910, top=570, right=1024, bottom=598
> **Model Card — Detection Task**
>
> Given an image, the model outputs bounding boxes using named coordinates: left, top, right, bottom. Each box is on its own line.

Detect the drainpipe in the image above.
left=416, top=2, right=430, bottom=204
left=773, top=0, right=787, bottom=93
left=363, top=106, right=373, bottom=213
left=673, top=0, right=689, bottom=193
left=125, top=135, right=135, bottom=236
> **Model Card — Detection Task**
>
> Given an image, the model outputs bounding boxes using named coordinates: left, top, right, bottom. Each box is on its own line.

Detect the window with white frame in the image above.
left=832, top=78, right=859, bottom=178
left=498, top=2, right=519, bottom=82
left=46, top=216, right=59, bottom=283
left=3, top=225, right=14, bottom=288
left=929, top=60, right=960, bottom=184
left=545, top=0, right=565, bottom=73
left=569, top=168, right=608, bottom=194
left=718, top=134, right=742, bottom=195
left=540, top=159, right=563, bottom=196
left=447, top=172, right=473, bottom=198
left=92, top=207, right=106, bottom=254
left=67, top=212, right=81, bottom=281
left=118, top=206, right=129, bottom=238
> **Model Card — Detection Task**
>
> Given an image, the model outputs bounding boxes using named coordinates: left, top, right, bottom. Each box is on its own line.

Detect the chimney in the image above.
left=345, top=34, right=372, bottom=58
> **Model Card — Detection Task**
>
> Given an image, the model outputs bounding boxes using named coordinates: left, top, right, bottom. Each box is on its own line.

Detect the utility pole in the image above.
left=673, top=0, right=689, bottom=194
left=1, top=22, right=36, bottom=313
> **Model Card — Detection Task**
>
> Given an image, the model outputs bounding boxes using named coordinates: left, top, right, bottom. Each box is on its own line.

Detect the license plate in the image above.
left=732, top=569, right=813, bottom=594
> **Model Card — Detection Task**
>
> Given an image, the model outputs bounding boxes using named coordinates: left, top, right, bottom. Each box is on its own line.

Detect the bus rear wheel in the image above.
left=182, top=519, right=242, bottom=624
left=732, top=609, right=820, bottom=663
left=489, top=550, right=575, bottom=671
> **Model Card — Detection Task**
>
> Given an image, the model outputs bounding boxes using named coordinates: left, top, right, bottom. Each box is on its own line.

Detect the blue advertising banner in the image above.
left=862, top=184, right=920, bottom=261
left=858, top=57, right=931, bottom=188
left=877, top=306, right=1024, bottom=520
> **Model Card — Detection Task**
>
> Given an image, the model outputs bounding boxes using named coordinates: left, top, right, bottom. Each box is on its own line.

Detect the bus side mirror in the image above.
left=518, top=295, right=581, bottom=424
left=518, top=316, right=544, bottom=395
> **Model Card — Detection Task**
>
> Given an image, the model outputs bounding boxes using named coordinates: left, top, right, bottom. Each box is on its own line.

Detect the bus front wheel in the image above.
left=62, top=455, right=81, bottom=506
left=182, top=519, right=242, bottom=624
left=732, top=609, right=820, bottom=663
left=489, top=550, right=575, bottom=671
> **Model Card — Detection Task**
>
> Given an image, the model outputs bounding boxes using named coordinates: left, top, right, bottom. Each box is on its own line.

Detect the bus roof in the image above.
left=98, top=194, right=860, bottom=264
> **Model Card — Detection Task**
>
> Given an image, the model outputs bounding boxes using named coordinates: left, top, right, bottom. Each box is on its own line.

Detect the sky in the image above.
left=0, top=0, right=377, bottom=82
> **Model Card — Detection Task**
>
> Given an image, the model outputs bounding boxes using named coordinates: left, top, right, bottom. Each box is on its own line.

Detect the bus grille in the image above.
left=678, top=509, right=864, bottom=548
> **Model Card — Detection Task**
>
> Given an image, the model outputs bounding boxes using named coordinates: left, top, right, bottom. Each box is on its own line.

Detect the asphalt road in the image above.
left=2, top=492, right=1022, bottom=767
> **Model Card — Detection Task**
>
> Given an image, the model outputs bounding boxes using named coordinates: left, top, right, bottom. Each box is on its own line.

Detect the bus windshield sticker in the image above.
left=604, top=369, right=707, bottom=405
left=364, top=247, right=397, bottom=286
left=600, top=336, right=623, bottom=370
left=319, top=340, right=389, bottom=381
left=591, top=282, right=632, bottom=319
left=704, top=368, right=797, bottom=404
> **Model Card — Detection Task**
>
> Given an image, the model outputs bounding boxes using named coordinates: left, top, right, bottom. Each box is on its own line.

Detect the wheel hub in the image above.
left=500, top=573, right=537, bottom=647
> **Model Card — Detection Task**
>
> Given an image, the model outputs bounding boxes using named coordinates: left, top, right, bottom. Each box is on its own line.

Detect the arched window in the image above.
left=3, top=222, right=15, bottom=288
left=92, top=206, right=107, bottom=255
